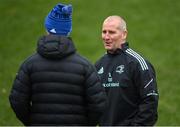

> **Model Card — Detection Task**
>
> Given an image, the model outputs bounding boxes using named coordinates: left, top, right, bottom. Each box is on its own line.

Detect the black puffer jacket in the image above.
left=9, top=35, right=107, bottom=126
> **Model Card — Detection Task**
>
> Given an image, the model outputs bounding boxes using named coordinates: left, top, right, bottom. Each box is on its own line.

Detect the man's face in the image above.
left=102, top=19, right=126, bottom=53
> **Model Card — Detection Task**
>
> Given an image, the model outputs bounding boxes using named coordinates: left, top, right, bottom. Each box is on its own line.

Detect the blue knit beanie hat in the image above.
left=44, top=3, right=72, bottom=36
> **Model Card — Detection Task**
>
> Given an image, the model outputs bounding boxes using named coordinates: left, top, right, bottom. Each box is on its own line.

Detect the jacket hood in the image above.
left=37, top=34, right=76, bottom=59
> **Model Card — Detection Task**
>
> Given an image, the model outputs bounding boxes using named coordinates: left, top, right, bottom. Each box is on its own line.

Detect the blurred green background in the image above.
left=0, top=0, right=180, bottom=125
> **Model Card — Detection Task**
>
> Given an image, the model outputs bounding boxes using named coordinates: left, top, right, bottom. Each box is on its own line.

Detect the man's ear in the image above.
left=122, top=30, right=128, bottom=40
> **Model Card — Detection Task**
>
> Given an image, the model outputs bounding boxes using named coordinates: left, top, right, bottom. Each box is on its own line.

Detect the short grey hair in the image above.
left=104, top=15, right=127, bottom=31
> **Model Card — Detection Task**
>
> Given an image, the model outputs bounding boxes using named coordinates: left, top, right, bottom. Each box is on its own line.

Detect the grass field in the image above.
left=0, top=0, right=180, bottom=125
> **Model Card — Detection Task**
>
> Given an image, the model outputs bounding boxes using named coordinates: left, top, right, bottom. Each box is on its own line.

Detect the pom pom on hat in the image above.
left=44, top=3, right=72, bottom=36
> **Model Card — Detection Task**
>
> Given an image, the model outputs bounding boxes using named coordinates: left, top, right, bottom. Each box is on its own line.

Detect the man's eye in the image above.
left=102, top=31, right=106, bottom=34
left=109, top=31, right=115, bottom=34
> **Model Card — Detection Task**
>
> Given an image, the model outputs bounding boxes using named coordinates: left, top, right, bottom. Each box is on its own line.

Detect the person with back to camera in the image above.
left=9, top=3, right=107, bottom=126
left=95, top=15, right=159, bottom=126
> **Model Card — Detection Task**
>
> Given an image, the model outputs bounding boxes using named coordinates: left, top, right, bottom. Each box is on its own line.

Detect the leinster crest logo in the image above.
left=116, top=65, right=124, bottom=74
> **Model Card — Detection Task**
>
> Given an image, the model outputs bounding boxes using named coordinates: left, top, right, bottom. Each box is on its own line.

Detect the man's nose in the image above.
left=104, top=32, right=110, bottom=39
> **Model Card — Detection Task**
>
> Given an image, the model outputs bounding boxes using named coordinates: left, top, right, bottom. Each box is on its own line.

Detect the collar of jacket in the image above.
left=37, top=34, right=76, bottom=59
left=107, top=42, right=129, bottom=55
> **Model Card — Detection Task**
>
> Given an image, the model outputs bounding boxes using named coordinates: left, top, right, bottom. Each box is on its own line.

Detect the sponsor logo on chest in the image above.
left=98, top=65, right=125, bottom=88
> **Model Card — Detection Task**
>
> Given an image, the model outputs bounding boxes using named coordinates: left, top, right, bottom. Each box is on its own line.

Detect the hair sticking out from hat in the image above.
left=44, top=3, right=73, bottom=36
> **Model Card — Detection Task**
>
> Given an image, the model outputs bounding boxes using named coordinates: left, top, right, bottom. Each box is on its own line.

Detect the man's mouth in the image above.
left=105, top=42, right=111, bottom=46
